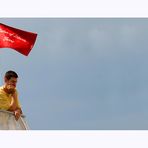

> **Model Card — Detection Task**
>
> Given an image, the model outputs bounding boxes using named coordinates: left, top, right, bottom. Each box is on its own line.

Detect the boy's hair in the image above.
left=5, top=70, right=18, bottom=80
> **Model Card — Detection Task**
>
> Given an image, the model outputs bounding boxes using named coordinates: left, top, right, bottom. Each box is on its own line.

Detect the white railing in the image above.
left=0, top=110, right=29, bottom=130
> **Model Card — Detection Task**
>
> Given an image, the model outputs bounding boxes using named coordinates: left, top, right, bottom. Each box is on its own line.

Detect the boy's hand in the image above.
left=14, top=109, right=21, bottom=121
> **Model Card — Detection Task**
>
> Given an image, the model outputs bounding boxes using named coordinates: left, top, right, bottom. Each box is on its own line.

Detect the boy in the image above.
left=0, top=70, right=22, bottom=120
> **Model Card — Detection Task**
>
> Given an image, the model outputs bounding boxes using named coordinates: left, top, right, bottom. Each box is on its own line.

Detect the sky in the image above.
left=0, top=18, right=148, bottom=130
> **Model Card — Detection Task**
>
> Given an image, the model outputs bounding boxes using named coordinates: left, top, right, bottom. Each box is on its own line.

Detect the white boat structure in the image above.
left=0, top=110, right=29, bottom=130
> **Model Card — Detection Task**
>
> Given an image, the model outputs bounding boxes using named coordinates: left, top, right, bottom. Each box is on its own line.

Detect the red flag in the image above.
left=0, top=23, right=37, bottom=56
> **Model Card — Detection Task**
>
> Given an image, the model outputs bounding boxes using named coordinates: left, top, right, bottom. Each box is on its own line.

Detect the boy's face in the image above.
left=5, top=77, right=18, bottom=93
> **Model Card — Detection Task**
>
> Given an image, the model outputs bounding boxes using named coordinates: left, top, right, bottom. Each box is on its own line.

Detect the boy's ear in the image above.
left=4, top=77, right=8, bottom=83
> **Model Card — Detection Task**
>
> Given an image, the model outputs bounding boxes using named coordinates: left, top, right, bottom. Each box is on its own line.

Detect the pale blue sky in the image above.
left=0, top=18, right=148, bottom=129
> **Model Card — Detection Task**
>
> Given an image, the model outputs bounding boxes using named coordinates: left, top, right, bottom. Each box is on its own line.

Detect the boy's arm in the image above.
left=9, top=90, right=23, bottom=120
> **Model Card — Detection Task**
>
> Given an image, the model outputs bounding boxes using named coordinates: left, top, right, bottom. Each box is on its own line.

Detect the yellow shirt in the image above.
left=0, top=86, right=21, bottom=110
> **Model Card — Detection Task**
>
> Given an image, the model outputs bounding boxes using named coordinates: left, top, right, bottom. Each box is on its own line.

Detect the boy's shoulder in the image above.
left=0, top=86, right=5, bottom=95
left=0, top=86, right=4, bottom=91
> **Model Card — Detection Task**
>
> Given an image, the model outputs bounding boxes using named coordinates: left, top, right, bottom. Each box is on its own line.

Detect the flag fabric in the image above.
left=0, top=23, right=37, bottom=56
